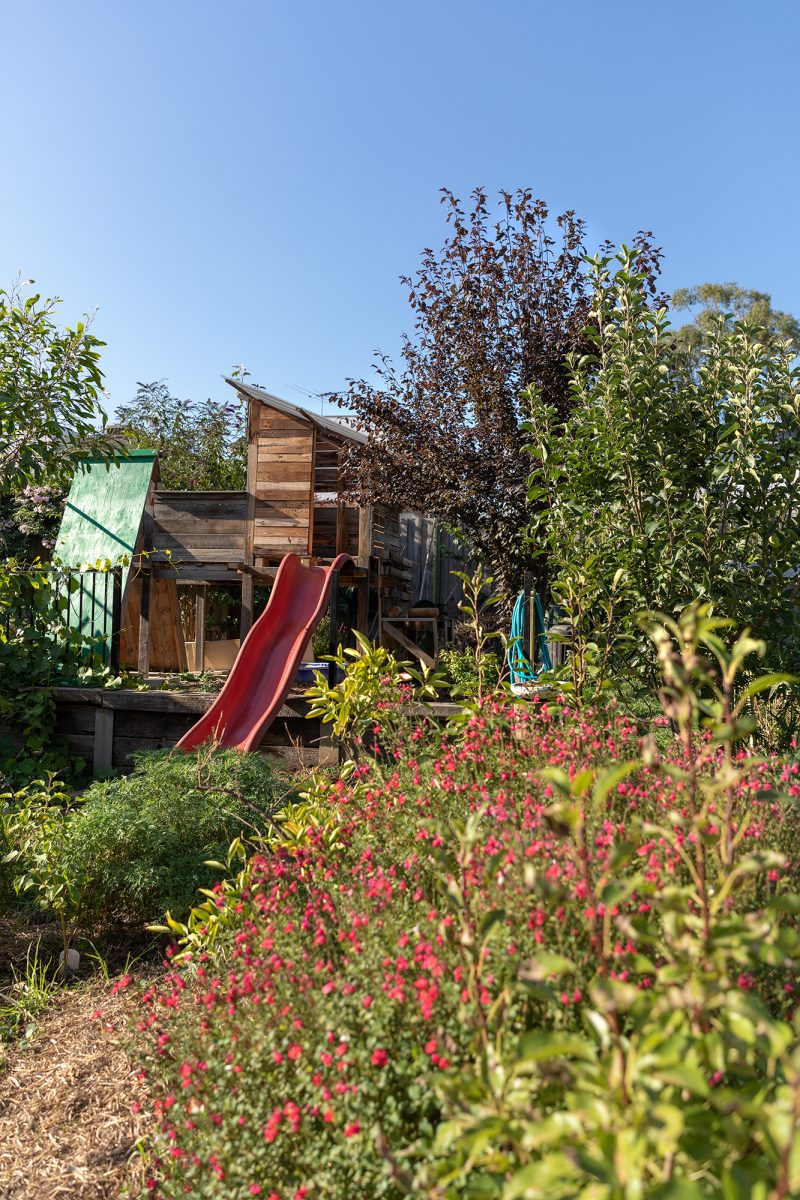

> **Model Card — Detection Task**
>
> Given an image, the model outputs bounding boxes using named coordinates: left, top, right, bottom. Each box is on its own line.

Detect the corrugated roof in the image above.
left=225, top=378, right=368, bottom=445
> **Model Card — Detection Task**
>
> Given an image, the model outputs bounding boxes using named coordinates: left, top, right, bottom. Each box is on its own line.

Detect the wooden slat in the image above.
left=159, top=548, right=247, bottom=560
left=255, top=534, right=310, bottom=547
left=154, top=516, right=247, bottom=535
left=256, top=483, right=312, bottom=498
left=194, top=587, right=206, bottom=672
left=257, top=432, right=313, bottom=449
left=259, top=408, right=309, bottom=430
left=381, top=620, right=435, bottom=668
left=257, top=465, right=313, bottom=483
left=154, top=491, right=247, bottom=508
left=155, top=532, right=246, bottom=549
left=255, top=498, right=309, bottom=511
left=169, top=566, right=240, bottom=581
left=262, top=451, right=317, bottom=463
left=254, top=517, right=308, bottom=529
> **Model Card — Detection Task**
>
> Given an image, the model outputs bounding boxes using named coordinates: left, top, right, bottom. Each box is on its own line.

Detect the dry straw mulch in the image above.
left=0, top=977, right=149, bottom=1199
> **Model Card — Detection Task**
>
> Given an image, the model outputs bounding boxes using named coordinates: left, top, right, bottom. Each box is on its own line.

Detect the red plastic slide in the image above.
left=176, top=552, right=350, bottom=754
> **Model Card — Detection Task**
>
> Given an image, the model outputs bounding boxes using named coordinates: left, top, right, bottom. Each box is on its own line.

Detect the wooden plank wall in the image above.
left=41, top=690, right=329, bottom=774
left=119, top=574, right=188, bottom=671
left=311, top=433, right=359, bottom=558
left=312, top=505, right=359, bottom=558
left=152, top=492, right=247, bottom=577
left=252, top=405, right=314, bottom=560
left=399, top=514, right=470, bottom=614
left=370, top=505, right=412, bottom=609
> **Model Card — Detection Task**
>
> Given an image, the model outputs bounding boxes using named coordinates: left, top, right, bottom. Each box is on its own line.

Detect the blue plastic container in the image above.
left=295, top=662, right=329, bottom=685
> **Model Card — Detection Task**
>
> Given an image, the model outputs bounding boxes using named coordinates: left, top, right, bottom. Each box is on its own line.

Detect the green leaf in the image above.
left=479, top=909, right=507, bottom=938
left=654, top=1063, right=711, bottom=1097
left=517, top=1030, right=593, bottom=1063
left=741, top=672, right=796, bottom=699
left=504, top=1152, right=580, bottom=1198
left=651, top=1181, right=707, bottom=1200
left=517, top=952, right=576, bottom=982
left=593, top=758, right=640, bottom=805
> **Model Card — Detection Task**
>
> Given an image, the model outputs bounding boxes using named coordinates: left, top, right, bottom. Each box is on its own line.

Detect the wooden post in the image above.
left=137, top=566, right=151, bottom=676
left=320, top=562, right=341, bottom=765
left=523, top=571, right=533, bottom=667
left=317, top=729, right=340, bottom=766
left=93, top=706, right=114, bottom=777
left=194, top=585, right=206, bottom=672
left=110, top=565, right=123, bottom=675
left=240, top=573, right=254, bottom=640
left=357, top=506, right=373, bottom=569
left=335, top=447, right=347, bottom=555
left=433, top=520, right=441, bottom=607
left=355, top=569, right=369, bottom=636
left=327, top=568, right=339, bottom=689
left=244, top=395, right=258, bottom=583
left=136, top=487, right=155, bottom=677
left=376, top=556, right=383, bottom=644
left=307, top=427, right=317, bottom=557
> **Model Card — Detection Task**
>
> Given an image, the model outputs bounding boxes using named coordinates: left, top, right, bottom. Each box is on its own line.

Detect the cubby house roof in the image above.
left=225, top=378, right=368, bottom=445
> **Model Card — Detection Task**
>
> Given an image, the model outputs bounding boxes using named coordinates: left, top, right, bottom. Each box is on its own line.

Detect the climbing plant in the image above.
left=0, top=563, right=118, bottom=784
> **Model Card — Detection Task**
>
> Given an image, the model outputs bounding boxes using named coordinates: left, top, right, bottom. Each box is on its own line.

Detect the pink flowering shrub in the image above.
left=135, top=609, right=800, bottom=1197
left=411, top=609, right=800, bottom=1196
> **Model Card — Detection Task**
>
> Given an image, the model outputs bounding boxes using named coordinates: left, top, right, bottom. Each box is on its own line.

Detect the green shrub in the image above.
left=62, top=746, right=281, bottom=927
left=311, top=612, right=330, bottom=660
left=305, top=630, right=441, bottom=757
left=437, top=645, right=500, bottom=697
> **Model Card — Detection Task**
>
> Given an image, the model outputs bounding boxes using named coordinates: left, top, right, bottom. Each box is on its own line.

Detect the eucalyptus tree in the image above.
left=528, top=251, right=800, bottom=675
left=0, top=282, right=111, bottom=494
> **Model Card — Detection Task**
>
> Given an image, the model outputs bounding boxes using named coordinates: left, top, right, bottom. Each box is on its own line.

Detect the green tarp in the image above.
left=53, top=451, right=157, bottom=655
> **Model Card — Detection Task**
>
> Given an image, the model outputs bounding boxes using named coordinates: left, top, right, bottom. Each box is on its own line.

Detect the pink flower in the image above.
left=371, top=1048, right=388, bottom=1067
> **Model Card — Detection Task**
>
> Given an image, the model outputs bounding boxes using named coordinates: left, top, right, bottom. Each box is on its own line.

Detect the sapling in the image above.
left=452, top=565, right=506, bottom=702
left=1, top=776, right=89, bottom=982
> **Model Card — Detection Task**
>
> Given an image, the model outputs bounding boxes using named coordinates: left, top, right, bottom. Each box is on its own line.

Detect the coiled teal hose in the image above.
left=507, top=590, right=552, bottom=685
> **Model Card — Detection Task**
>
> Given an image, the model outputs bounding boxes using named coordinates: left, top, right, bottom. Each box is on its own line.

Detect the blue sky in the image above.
left=3, top=1, right=799, bottom=417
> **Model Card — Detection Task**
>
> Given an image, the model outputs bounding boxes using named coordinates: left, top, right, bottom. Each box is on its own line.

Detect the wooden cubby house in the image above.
left=136, top=380, right=465, bottom=672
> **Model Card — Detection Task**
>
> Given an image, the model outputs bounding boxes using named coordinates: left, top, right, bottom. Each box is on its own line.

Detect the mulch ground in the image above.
left=0, top=977, right=149, bottom=1199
